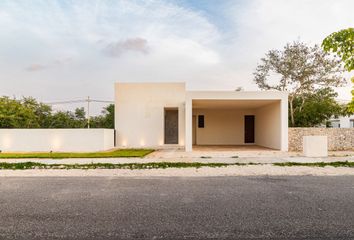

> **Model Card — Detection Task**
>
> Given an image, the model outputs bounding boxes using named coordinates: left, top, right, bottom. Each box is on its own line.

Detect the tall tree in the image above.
left=322, top=28, right=354, bottom=112
left=254, top=41, right=346, bottom=126
left=292, top=88, right=344, bottom=127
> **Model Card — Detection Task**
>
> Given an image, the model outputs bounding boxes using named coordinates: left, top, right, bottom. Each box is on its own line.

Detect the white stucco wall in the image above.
left=0, top=129, right=115, bottom=152
left=193, top=109, right=256, bottom=145
left=115, top=82, right=186, bottom=148
left=255, top=101, right=281, bottom=149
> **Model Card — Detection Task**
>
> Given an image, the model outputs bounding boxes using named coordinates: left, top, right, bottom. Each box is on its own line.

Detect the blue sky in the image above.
left=0, top=0, right=353, bottom=113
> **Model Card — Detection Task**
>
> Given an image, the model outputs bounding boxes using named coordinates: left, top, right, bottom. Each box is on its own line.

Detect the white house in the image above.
left=328, top=115, right=354, bottom=128
left=115, top=82, right=288, bottom=152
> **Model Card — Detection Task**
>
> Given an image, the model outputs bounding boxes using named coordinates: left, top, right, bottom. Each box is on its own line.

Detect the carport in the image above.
left=184, top=91, right=288, bottom=152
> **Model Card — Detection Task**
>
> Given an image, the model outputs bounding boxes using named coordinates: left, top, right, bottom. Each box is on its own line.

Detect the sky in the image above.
left=0, top=0, right=353, bottom=114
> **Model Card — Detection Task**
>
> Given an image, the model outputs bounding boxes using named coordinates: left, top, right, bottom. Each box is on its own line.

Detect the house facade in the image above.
left=328, top=115, right=354, bottom=128
left=115, top=82, right=288, bottom=151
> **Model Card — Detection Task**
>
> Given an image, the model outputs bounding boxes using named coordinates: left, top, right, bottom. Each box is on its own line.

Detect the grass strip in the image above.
left=1, top=161, right=353, bottom=170
left=0, top=162, right=256, bottom=170
left=273, top=161, right=354, bottom=168
left=0, top=149, right=154, bottom=159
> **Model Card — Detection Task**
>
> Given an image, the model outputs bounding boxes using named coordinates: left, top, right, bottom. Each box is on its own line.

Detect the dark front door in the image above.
left=164, top=109, right=179, bottom=144
left=244, top=115, right=255, bottom=143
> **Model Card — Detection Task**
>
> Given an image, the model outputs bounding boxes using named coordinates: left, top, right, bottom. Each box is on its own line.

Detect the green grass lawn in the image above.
left=0, top=149, right=154, bottom=159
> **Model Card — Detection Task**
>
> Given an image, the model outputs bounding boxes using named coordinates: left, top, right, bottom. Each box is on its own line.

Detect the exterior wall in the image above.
left=288, top=128, right=354, bottom=151
left=193, top=109, right=256, bottom=145
left=115, top=82, right=186, bottom=148
left=0, top=129, right=115, bottom=152
left=255, top=101, right=281, bottom=150
left=328, top=115, right=354, bottom=128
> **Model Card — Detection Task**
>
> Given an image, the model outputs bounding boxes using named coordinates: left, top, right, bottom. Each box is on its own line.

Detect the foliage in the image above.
left=49, top=111, right=85, bottom=128
left=0, top=96, right=114, bottom=128
left=90, top=104, right=114, bottom=128
left=0, top=97, right=41, bottom=128
left=322, top=28, right=354, bottom=113
left=322, top=28, right=354, bottom=71
left=254, top=41, right=346, bottom=126
left=292, top=88, right=345, bottom=127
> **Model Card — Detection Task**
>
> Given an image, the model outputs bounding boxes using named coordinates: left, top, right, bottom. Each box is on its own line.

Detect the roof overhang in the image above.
left=192, top=99, right=280, bottom=110
left=187, top=91, right=288, bottom=101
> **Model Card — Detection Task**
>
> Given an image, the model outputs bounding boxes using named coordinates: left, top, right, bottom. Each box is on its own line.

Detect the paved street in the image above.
left=0, top=176, right=353, bottom=239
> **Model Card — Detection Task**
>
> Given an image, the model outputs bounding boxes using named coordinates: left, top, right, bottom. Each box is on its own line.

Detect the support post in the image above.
left=280, top=97, right=288, bottom=151
left=185, top=97, right=192, bottom=152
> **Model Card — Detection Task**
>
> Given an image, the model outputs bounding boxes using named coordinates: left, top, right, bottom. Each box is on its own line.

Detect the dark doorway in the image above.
left=164, top=109, right=179, bottom=144
left=244, top=115, right=255, bottom=143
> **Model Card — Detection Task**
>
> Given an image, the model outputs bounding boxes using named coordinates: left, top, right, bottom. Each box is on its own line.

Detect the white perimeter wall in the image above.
left=0, top=129, right=114, bottom=152
left=115, top=82, right=186, bottom=148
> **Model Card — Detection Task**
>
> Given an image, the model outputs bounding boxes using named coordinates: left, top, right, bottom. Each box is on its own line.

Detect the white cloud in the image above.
left=101, top=38, right=149, bottom=57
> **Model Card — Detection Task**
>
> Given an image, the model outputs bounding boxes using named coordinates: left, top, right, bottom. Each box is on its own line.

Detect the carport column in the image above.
left=280, top=97, right=288, bottom=151
left=185, top=97, right=193, bottom=152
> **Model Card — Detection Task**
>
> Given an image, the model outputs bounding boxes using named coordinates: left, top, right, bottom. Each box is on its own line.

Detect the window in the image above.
left=350, top=119, right=354, bottom=128
left=198, top=115, right=204, bottom=128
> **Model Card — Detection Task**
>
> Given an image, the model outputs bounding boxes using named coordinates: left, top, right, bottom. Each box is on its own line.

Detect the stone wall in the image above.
left=289, top=128, right=354, bottom=151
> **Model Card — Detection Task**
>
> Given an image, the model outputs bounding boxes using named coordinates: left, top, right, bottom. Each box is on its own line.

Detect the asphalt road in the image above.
left=0, top=176, right=353, bottom=239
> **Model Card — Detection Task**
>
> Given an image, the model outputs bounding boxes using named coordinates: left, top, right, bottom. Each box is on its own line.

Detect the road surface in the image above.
left=0, top=176, right=353, bottom=239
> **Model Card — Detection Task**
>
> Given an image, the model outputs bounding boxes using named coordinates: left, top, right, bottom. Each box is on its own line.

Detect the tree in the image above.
left=322, top=28, right=354, bottom=112
left=0, top=97, right=39, bottom=128
left=49, top=111, right=77, bottom=128
left=0, top=96, right=114, bottom=129
left=74, top=107, right=87, bottom=128
left=50, top=108, right=87, bottom=128
left=254, top=41, right=346, bottom=126
left=292, top=88, right=344, bottom=127
left=22, top=97, right=52, bottom=128
left=101, top=104, right=114, bottom=129
left=90, top=104, right=114, bottom=128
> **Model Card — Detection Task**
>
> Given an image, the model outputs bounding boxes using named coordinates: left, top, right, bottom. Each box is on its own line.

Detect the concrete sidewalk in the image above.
left=0, top=165, right=354, bottom=177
